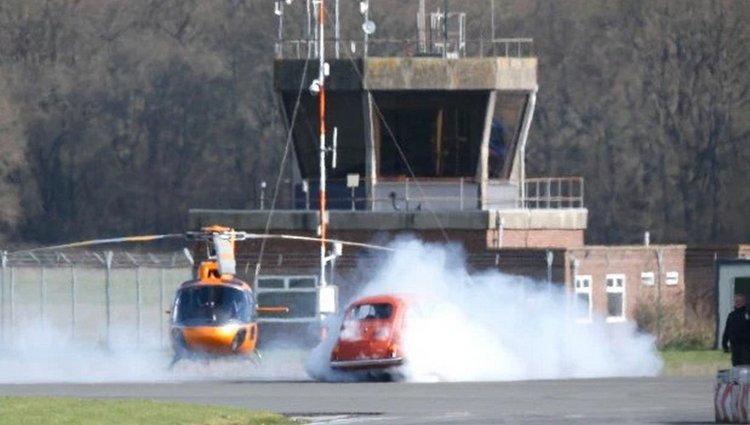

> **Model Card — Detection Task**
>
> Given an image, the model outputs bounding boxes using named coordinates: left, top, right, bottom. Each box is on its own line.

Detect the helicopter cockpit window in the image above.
left=174, top=285, right=256, bottom=326
left=348, top=303, right=393, bottom=321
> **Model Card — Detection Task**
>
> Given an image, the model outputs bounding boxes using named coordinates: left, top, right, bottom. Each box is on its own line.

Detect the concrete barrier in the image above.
left=715, top=368, right=750, bottom=423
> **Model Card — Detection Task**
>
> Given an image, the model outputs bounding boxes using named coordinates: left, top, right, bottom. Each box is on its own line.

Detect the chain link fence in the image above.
left=0, top=248, right=565, bottom=349
left=0, top=251, right=192, bottom=349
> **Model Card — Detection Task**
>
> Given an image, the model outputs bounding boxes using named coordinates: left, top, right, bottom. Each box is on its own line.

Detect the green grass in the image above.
left=660, top=349, right=730, bottom=376
left=0, top=397, right=298, bottom=425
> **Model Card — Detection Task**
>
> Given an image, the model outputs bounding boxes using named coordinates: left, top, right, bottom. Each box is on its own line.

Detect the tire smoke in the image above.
left=306, top=237, right=663, bottom=382
left=0, top=324, right=307, bottom=383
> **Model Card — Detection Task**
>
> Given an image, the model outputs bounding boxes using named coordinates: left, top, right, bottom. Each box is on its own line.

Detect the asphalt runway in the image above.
left=0, top=376, right=715, bottom=424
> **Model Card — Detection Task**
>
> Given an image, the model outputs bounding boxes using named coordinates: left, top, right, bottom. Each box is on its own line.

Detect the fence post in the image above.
left=9, top=266, right=14, bottom=338
left=1, top=251, right=6, bottom=344
left=104, top=251, right=113, bottom=348
left=29, top=252, right=46, bottom=327
left=71, top=264, right=77, bottom=339
left=136, top=266, right=142, bottom=346
left=58, top=252, right=76, bottom=339
left=41, top=265, right=46, bottom=327
left=159, top=267, right=165, bottom=347
left=125, top=252, right=141, bottom=347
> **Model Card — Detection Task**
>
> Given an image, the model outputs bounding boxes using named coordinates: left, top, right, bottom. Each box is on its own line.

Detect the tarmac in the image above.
left=0, top=375, right=714, bottom=424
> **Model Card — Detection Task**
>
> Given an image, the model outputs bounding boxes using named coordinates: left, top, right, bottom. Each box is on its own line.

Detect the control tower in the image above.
left=188, top=1, right=588, bottom=342
left=191, top=0, right=587, bottom=252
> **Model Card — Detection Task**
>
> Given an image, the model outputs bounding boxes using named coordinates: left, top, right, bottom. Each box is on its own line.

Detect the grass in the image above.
left=0, top=397, right=298, bottom=425
left=660, top=349, right=730, bottom=376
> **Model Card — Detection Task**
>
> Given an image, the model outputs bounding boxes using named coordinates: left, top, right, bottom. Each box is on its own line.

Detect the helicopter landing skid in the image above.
left=249, top=349, right=263, bottom=367
left=168, top=355, right=180, bottom=369
left=168, top=349, right=262, bottom=370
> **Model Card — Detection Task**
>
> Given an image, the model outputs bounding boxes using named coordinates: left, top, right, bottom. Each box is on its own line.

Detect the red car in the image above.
left=330, top=294, right=409, bottom=381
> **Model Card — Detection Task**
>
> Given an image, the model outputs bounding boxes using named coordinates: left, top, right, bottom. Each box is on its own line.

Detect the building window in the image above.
left=665, top=271, right=679, bottom=286
left=606, top=274, right=626, bottom=323
left=574, top=275, right=592, bottom=323
left=640, top=272, right=655, bottom=286
left=256, top=275, right=318, bottom=322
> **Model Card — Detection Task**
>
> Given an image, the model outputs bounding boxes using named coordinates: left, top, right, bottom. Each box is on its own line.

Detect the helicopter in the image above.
left=169, top=226, right=396, bottom=364
left=9, top=224, right=395, bottom=366
left=167, top=225, right=289, bottom=365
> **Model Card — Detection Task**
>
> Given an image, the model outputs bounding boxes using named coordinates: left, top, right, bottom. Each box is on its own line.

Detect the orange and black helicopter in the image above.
left=12, top=225, right=288, bottom=364
left=169, top=225, right=395, bottom=364
left=168, top=225, right=290, bottom=365
left=12, top=224, right=394, bottom=365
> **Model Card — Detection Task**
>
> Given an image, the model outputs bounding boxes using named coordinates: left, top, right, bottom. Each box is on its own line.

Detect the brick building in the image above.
left=566, top=246, right=686, bottom=342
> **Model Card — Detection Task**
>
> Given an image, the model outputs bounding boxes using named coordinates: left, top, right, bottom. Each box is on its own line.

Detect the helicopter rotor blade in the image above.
left=9, top=227, right=398, bottom=256
left=11, top=234, right=185, bottom=254
left=239, top=233, right=396, bottom=252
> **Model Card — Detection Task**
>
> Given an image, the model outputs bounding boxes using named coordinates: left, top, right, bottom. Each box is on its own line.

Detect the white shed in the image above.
left=716, top=259, right=750, bottom=348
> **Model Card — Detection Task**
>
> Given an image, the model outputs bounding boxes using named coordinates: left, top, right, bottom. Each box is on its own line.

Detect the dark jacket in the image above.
left=722, top=306, right=750, bottom=350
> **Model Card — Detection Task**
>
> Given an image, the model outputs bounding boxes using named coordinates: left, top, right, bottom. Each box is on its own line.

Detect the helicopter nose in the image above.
left=181, top=326, right=238, bottom=352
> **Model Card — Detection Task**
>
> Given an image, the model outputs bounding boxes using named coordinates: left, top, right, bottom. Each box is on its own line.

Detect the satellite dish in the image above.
left=362, top=20, right=376, bottom=35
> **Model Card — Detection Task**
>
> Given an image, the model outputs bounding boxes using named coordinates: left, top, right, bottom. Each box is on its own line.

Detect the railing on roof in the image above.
left=275, top=38, right=534, bottom=60
left=289, top=176, right=583, bottom=211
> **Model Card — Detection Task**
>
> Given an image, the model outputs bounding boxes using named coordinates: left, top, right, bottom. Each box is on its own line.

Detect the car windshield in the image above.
left=347, top=303, right=393, bottom=321
left=173, top=285, right=255, bottom=326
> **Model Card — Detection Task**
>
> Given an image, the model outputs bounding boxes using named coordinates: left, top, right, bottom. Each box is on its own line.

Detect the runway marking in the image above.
left=290, top=414, right=396, bottom=424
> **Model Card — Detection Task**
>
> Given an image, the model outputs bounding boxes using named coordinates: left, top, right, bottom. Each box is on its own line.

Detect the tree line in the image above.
left=0, top=0, right=747, bottom=246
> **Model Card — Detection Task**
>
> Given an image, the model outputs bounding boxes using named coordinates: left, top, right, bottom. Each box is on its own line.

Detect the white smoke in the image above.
left=306, top=237, right=663, bottom=382
left=0, top=324, right=308, bottom=383
left=0, top=325, right=168, bottom=383
left=1, top=237, right=663, bottom=384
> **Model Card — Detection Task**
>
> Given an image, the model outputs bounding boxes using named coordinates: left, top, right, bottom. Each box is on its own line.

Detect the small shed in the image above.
left=716, top=259, right=750, bottom=348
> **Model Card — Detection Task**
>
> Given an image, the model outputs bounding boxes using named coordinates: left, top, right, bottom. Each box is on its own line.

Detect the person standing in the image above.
left=722, top=293, right=750, bottom=366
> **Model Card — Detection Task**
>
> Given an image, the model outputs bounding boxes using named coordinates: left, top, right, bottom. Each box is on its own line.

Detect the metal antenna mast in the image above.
left=317, top=0, right=327, bottom=290
left=310, top=0, right=339, bottom=322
